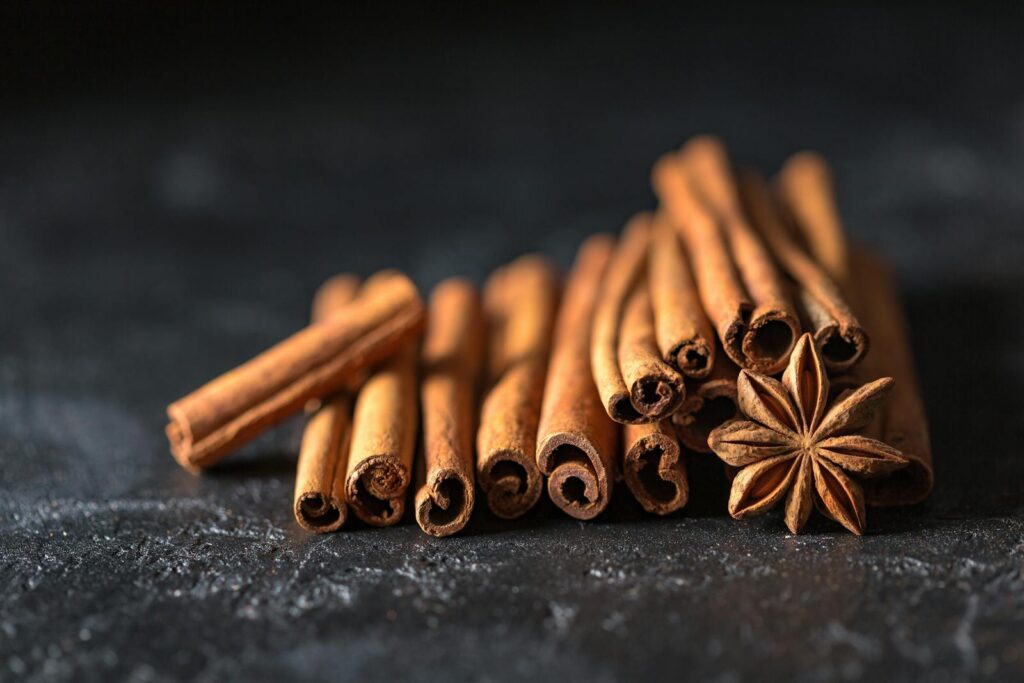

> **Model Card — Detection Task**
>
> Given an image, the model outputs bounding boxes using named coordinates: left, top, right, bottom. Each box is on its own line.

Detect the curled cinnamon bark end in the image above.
left=672, top=356, right=741, bottom=453
left=740, top=167, right=867, bottom=372
left=415, top=278, right=484, bottom=537
left=618, top=281, right=685, bottom=421
left=538, top=435, right=609, bottom=521
left=648, top=213, right=715, bottom=378
left=293, top=395, right=351, bottom=533
left=623, top=421, right=688, bottom=515
left=166, top=269, right=425, bottom=472
left=536, top=235, right=618, bottom=519
left=346, top=455, right=409, bottom=527
left=415, top=468, right=474, bottom=538
left=477, top=255, right=558, bottom=519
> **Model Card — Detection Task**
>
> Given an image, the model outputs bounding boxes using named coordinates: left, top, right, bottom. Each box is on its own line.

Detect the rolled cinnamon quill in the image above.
left=739, top=168, right=868, bottom=371
left=653, top=136, right=800, bottom=374
left=850, top=248, right=933, bottom=506
left=415, top=278, right=484, bottom=536
left=476, top=255, right=559, bottom=519
left=591, top=214, right=684, bottom=423
left=166, top=270, right=425, bottom=472
left=648, top=212, right=715, bottom=378
left=776, top=151, right=851, bottom=291
left=344, top=343, right=418, bottom=526
left=293, top=275, right=360, bottom=533
left=536, top=235, right=619, bottom=520
left=671, top=354, right=740, bottom=453
left=622, top=420, right=688, bottom=515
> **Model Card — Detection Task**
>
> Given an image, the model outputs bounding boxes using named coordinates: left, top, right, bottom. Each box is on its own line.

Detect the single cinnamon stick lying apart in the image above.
left=415, top=278, right=484, bottom=536
left=849, top=248, right=933, bottom=506
left=622, top=420, right=688, bottom=515
left=776, top=151, right=851, bottom=292
left=536, top=235, right=619, bottom=520
left=293, top=274, right=360, bottom=532
left=344, top=342, right=418, bottom=526
left=648, top=212, right=715, bottom=378
left=739, top=168, right=868, bottom=372
left=653, top=136, right=800, bottom=374
left=591, top=214, right=684, bottom=423
left=476, top=255, right=559, bottom=519
left=671, top=354, right=740, bottom=453
left=166, top=270, right=425, bottom=472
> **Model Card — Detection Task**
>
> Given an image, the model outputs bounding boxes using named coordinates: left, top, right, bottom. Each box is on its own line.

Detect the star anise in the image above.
left=708, top=333, right=909, bottom=534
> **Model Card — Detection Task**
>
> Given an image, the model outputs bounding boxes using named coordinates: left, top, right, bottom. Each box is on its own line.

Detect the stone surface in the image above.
left=2, top=4, right=1023, bottom=682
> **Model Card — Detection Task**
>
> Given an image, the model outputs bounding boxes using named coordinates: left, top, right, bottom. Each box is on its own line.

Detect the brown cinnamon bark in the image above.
left=166, top=270, right=425, bottom=472
left=476, top=255, right=559, bottom=519
left=592, top=214, right=684, bottom=423
left=415, top=278, right=484, bottom=536
left=648, top=212, right=715, bottom=378
left=344, top=343, right=418, bottom=526
left=776, top=152, right=851, bottom=291
left=849, top=248, right=933, bottom=506
left=671, top=353, right=741, bottom=453
left=536, top=235, right=619, bottom=520
left=293, top=275, right=360, bottom=532
left=622, top=420, right=688, bottom=515
left=738, top=168, right=868, bottom=371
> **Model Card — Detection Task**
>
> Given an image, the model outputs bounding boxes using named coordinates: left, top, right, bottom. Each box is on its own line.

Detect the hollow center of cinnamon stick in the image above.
left=636, top=447, right=677, bottom=503
left=298, top=494, right=342, bottom=528
left=426, top=477, right=467, bottom=527
left=681, top=348, right=709, bottom=374
left=691, top=396, right=739, bottom=442
left=490, top=460, right=528, bottom=495
left=822, top=333, right=858, bottom=363
left=560, top=476, right=588, bottom=505
left=353, top=478, right=397, bottom=521
left=749, top=320, right=794, bottom=362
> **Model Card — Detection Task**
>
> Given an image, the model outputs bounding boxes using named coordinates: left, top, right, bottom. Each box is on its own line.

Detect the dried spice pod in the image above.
left=536, top=235, right=619, bottom=520
left=293, top=275, right=360, bottom=532
left=776, top=151, right=851, bottom=291
left=476, top=255, right=559, bottom=519
left=166, top=270, right=425, bottom=472
left=591, top=215, right=684, bottom=423
left=680, top=136, right=801, bottom=373
left=622, top=420, right=688, bottom=515
left=672, top=353, right=740, bottom=453
left=648, top=212, right=715, bottom=378
left=739, top=168, right=867, bottom=371
left=850, top=248, right=934, bottom=506
left=344, top=343, right=418, bottom=526
left=415, top=278, right=484, bottom=536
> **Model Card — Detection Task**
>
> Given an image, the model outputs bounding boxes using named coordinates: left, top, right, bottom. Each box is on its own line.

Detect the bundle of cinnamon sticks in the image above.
left=165, top=136, right=932, bottom=536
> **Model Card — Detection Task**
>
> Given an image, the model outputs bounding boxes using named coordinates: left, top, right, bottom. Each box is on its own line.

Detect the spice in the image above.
left=292, top=275, right=360, bottom=532
left=166, top=270, right=425, bottom=472
left=344, top=343, right=418, bottom=526
left=591, top=215, right=684, bottom=423
left=536, top=235, right=619, bottom=520
left=739, top=168, right=867, bottom=371
left=415, top=278, right=484, bottom=536
left=708, top=333, right=909, bottom=534
left=672, top=353, right=740, bottom=453
left=623, top=421, right=688, bottom=515
left=850, top=248, right=934, bottom=506
left=648, top=212, right=715, bottom=378
left=477, top=255, right=559, bottom=519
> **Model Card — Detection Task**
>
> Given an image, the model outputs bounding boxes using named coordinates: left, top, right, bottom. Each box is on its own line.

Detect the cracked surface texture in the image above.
left=2, top=4, right=1023, bottom=682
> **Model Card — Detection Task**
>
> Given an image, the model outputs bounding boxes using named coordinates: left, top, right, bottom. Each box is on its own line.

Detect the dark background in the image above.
left=2, top=3, right=1023, bottom=682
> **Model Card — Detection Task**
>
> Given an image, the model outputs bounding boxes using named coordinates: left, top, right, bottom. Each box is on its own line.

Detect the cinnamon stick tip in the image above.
left=624, top=430, right=688, bottom=515
left=294, top=492, right=346, bottom=533
left=479, top=450, right=543, bottom=520
left=537, top=433, right=611, bottom=520
left=345, top=456, right=411, bottom=526
left=415, top=469, right=474, bottom=537
left=670, top=338, right=713, bottom=378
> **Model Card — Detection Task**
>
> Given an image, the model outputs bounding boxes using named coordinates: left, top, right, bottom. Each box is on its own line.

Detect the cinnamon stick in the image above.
left=738, top=168, right=868, bottom=371
left=536, top=235, right=619, bottom=520
left=415, top=278, right=484, bottom=536
left=344, top=342, right=418, bottom=526
left=776, top=151, right=851, bottom=291
left=849, top=247, right=933, bottom=506
left=671, top=354, right=740, bottom=453
left=653, top=136, right=800, bottom=374
left=622, top=420, right=688, bottom=515
left=293, top=275, right=360, bottom=533
left=592, top=214, right=684, bottom=423
left=476, top=255, right=559, bottom=519
left=166, top=270, right=425, bottom=472
left=648, top=212, right=715, bottom=378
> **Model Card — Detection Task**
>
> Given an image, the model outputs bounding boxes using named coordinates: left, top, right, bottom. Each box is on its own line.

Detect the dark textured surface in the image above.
left=2, top=4, right=1024, bottom=682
